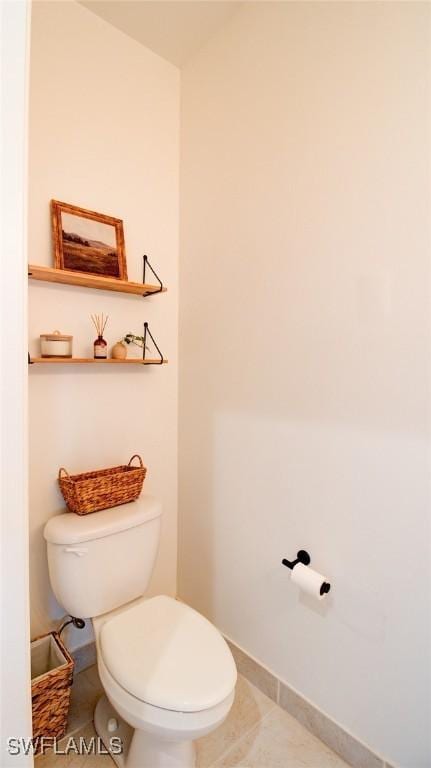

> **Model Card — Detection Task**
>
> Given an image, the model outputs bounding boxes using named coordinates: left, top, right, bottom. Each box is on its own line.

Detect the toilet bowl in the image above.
left=93, top=596, right=236, bottom=767
left=44, top=498, right=237, bottom=768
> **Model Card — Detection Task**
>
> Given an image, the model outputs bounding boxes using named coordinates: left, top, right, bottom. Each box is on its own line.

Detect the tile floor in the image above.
left=36, top=665, right=351, bottom=768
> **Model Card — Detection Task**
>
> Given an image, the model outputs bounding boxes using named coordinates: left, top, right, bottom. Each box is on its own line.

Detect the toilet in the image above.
left=44, top=496, right=237, bottom=768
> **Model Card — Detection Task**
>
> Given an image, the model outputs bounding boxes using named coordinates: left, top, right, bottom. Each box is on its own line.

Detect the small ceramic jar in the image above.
left=40, top=331, right=73, bottom=358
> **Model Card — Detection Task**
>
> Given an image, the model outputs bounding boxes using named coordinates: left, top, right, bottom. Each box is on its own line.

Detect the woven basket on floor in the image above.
left=58, top=454, right=147, bottom=515
left=31, top=632, right=74, bottom=751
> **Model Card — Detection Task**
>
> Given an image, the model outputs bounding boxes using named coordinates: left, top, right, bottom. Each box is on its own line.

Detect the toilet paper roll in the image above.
left=291, top=563, right=329, bottom=600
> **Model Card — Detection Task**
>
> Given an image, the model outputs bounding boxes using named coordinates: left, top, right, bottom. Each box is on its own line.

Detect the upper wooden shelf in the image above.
left=28, top=265, right=166, bottom=297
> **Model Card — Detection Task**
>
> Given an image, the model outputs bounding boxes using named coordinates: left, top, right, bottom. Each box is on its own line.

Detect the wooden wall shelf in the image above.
left=30, top=357, right=168, bottom=366
left=28, top=265, right=166, bottom=297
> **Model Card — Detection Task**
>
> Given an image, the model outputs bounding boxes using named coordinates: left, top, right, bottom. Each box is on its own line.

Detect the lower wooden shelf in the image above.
left=30, top=357, right=167, bottom=365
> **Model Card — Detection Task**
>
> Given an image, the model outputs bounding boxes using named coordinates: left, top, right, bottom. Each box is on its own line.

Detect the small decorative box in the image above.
left=40, top=331, right=73, bottom=358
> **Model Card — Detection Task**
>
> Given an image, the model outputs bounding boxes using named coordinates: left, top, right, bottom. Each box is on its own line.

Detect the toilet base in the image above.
left=94, top=695, right=196, bottom=768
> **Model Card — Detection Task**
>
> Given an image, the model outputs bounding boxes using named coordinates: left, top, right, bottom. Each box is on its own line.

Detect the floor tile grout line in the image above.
left=208, top=701, right=278, bottom=768
left=62, top=685, right=104, bottom=744
left=64, top=719, right=94, bottom=740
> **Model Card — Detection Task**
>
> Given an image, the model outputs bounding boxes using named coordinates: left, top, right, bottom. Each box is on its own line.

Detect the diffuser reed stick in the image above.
left=91, top=313, right=109, bottom=336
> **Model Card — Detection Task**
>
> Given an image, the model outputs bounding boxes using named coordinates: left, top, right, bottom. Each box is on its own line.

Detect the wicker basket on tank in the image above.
left=31, top=632, right=74, bottom=752
left=58, top=454, right=147, bottom=515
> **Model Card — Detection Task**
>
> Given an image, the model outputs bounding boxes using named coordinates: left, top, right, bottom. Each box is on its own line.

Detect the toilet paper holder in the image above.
left=282, top=550, right=331, bottom=595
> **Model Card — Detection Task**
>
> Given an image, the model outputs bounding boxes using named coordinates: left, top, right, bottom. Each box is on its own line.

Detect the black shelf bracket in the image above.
left=142, top=255, right=163, bottom=297
left=28, top=352, right=33, bottom=365
left=142, top=322, right=164, bottom=365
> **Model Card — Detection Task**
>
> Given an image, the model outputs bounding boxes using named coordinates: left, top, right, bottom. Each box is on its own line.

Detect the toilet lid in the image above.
left=100, top=596, right=237, bottom=713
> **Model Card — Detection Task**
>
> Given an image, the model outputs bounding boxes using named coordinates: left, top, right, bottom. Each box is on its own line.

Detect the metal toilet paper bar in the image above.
left=282, top=550, right=331, bottom=595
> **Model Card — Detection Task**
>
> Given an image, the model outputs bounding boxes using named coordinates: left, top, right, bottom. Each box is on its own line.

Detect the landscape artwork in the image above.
left=51, top=201, right=127, bottom=280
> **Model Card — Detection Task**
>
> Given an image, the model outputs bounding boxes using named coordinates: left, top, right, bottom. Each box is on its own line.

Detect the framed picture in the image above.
left=51, top=200, right=127, bottom=280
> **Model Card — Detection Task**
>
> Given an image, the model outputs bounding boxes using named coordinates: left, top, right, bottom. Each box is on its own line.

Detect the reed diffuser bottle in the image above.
left=91, top=313, right=108, bottom=359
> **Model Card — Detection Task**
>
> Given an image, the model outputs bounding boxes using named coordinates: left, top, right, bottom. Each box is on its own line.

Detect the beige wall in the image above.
left=28, top=0, right=179, bottom=649
left=179, top=4, right=431, bottom=767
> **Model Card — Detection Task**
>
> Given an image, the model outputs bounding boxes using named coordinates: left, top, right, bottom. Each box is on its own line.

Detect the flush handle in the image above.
left=63, top=547, right=88, bottom=557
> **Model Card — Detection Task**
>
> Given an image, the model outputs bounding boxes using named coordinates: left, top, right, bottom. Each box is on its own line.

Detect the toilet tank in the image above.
left=44, top=496, right=162, bottom=619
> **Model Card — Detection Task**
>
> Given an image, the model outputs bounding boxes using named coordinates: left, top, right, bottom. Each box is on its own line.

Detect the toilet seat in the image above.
left=97, top=650, right=235, bottom=742
left=99, top=595, right=237, bottom=714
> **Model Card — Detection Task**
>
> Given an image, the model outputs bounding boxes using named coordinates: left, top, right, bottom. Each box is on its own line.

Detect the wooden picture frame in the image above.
left=51, top=200, right=127, bottom=280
